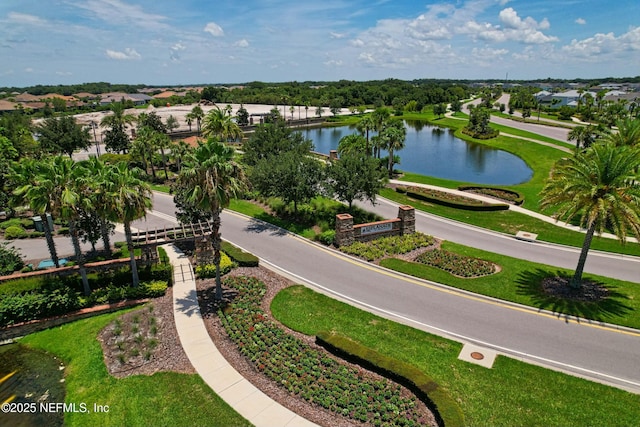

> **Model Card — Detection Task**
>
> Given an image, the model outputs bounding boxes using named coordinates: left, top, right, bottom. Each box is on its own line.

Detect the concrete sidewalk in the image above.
left=163, top=243, right=317, bottom=427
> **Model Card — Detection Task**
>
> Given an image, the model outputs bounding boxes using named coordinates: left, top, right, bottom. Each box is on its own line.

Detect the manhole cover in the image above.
left=470, top=351, right=484, bottom=360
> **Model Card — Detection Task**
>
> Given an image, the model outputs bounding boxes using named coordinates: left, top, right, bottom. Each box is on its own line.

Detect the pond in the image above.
left=0, top=343, right=65, bottom=427
left=301, top=121, right=533, bottom=185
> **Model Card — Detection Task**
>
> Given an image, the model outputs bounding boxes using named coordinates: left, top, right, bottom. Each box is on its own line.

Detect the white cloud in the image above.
left=169, top=43, right=186, bottom=62
left=74, top=0, right=168, bottom=30
left=234, top=39, right=249, bottom=48
left=562, top=27, right=640, bottom=58
left=330, top=32, right=346, bottom=39
left=24, top=67, right=34, bottom=73
left=7, top=12, right=47, bottom=25
left=106, top=48, right=141, bottom=60
left=204, top=22, right=224, bottom=37
left=575, top=18, right=586, bottom=25
left=56, top=71, right=72, bottom=76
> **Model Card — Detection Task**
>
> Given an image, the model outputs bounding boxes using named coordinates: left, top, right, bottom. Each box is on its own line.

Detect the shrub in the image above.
left=195, top=252, right=236, bottom=278
left=221, top=241, right=259, bottom=267
left=0, top=218, right=34, bottom=230
left=401, top=186, right=509, bottom=211
left=0, top=242, right=24, bottom=275
left=0, top=284, right=82, bottom=325
left=457, top=186, right=524, bottom=205
left=340, top=233, right=434, bottom=261
left=316, top=230, right=336, bottom=246
left=56, top=227, right=70, bottom=236
left=4, top=225, right=26, bottom=240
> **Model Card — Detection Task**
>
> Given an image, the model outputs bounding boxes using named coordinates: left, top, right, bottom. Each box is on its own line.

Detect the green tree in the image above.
left=202, top=106, right=242, bottom=141
left=137, top=111, right=167, bottom=134
left=568, top=125, right=597, bottom=152
left=101, top=103, right=135, bottom=153
left=356, top=115, right=375, bottom=156
left=540, top=144, right=640, bottom=289
left=251, top=151, right=323, bottom=214
left=236, top=105, right=249, bottom=126
left=242, top=120, right=313, bottom=166
left=79, top=156, right=115, bottom=257
left=103, top=162, right=153, bottom=287
left=326, top=153, right=387, bottom=210
left=36, top=116, right=91, bottom=158
left=170, top=140, right=193, bottom=173
left=166, top=115, right=179, bottom=133
left=175, top=139, right=247, bottom=299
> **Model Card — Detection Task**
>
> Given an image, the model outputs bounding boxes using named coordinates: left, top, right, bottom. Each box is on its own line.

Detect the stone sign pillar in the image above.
left=329, top=150, right=338, bottom=161
left=335, top=213, right=354, bottom=247
left=398, top=205, right=415, bottom=235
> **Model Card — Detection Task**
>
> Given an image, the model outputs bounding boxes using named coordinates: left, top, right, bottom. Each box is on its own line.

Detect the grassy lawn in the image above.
left=380, top=188, right=640, bottom=257
left=271, top=286, right=640, bottom=427
left=380, top=240, right=640, bottom=328
left=19, top=310, right=252, bottom=427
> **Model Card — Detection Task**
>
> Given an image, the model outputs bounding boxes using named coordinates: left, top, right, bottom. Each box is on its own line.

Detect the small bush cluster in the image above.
left=0, top=242, right=24, bottom=276
left=195, top=252, right=236, bottom=278
left=108, top=305, right=160, bottom=366
left=315, top=230, right=336, bottom=246
left=0, top=218, right=34, bottom=230
left=340, top=233, right=434, bottom=261
left=218, top=276, right=431, bottom=426
left=4, top=225, right=27, bottom=239
left=415, top=249, right=495, bottom=278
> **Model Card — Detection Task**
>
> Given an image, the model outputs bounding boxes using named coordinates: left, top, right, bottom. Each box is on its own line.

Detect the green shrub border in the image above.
left=316, top=331, right=465, bottom=427
left=457, top=185, right=524, bottom=205
left=221, top=241, right=259, bottom=267
left=402, top=189, right=510, bottom=211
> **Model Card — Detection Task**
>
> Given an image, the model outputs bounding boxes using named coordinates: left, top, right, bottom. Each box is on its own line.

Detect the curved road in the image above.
left=155, top=192, right=640, bottom=393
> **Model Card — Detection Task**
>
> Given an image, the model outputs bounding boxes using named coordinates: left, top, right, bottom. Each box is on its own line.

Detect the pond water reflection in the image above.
left=301, top=121, right=533, bottom=185
left=0, top=343, right=65, bottom=427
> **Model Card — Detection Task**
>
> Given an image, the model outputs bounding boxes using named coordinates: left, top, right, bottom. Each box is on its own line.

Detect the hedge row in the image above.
left=316, top=331, right=464, bottom=427
left=457, top=186, right=524, bottom=205
left=221, top=241, right=260, bottom=267
left=397, top=187, right=509, bottom=212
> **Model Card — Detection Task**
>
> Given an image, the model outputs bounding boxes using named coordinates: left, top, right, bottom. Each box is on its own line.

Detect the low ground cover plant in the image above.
left=415, top=249, right=496, bottom=278
left=339, top=233, right=434, bottom=261
left=396, top=186, right=508, bottom=211
left=457, top=186, right=524, bottom=205
left=219, top=276, right=432, bottom=426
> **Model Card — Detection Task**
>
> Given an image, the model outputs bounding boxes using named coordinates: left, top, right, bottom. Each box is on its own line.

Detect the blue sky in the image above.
left=0, top=0, right=638, bottom=86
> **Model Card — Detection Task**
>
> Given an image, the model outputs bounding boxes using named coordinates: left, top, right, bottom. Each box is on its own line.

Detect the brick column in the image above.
left=329, top=150, right=338, bottom=160
left=398, top=205, right=415, bottom=235
left=335, top=213, right=354, bottom=247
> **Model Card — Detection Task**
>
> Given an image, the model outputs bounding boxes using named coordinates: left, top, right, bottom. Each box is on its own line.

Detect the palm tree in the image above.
left=602, top=119, right=640, bottom=147
left=356, top=115, right=375, bottom=156
left=568, top=125, right=596, bottom=152
left=540, top=143, right=640, bottom=289
left=170, top=140, right=192, bottom=173
left=190, top=105, right=204, bottom=133
left=79, top=157, right=114, bottom=257
left=103, top=162, right=153, bottom=287
left=338, top=134, right=368, bottom=157
left=175, top=138, right=247, bottom=300
left=380, top=121, right=407, bottom=178
left=202, top=106, right=242, bottom=142
left=100, top=102, right=136, bottom=130
left=11, top=158, right=60, bottom=268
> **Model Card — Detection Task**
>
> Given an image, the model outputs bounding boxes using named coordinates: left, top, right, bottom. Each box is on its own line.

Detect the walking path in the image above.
left=391, top=179, right=638, bottom=243
left=164, top=243, right=318, bottom=427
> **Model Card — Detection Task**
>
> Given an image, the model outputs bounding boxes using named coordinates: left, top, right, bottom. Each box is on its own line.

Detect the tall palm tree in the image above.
left=103, top=162, right=153, bottom=287
left=356, top=115, right=375, bottom=156
left=79, top=157, right=114, bottom=257
left=170, top=140, right=193, bottom=173
left=190, top=105, right=204, bottom=133
left=338, top=134, right=368, bottom=157
left=11, top=158, right=60, bottom=268
left=100, top=102, right=136, bottom=130
left=380, top=121, right=407, bottom=178
left=175, top=138, right=247, bottom=300
left=540, top=143, right=640, bottom=289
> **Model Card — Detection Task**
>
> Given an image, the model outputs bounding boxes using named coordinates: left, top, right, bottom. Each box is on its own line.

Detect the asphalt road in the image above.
left=144, top=192, right=640, bottom=392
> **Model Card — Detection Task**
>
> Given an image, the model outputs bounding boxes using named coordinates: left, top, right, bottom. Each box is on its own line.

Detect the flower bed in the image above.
left=395, top=186, right=509, bottom=211
left=219, top=276, right=432, bottom=426
left=457, top=186, right=524, bottom=205
left=415, top=249, right=495, bottom=278
left=339, top=233, right=434, bottom=262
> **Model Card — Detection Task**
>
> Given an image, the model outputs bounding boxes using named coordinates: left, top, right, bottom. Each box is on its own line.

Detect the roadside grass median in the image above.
left=378, top=241, right=640, bottom=329
left=272, top=285, right=640, bottom=427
